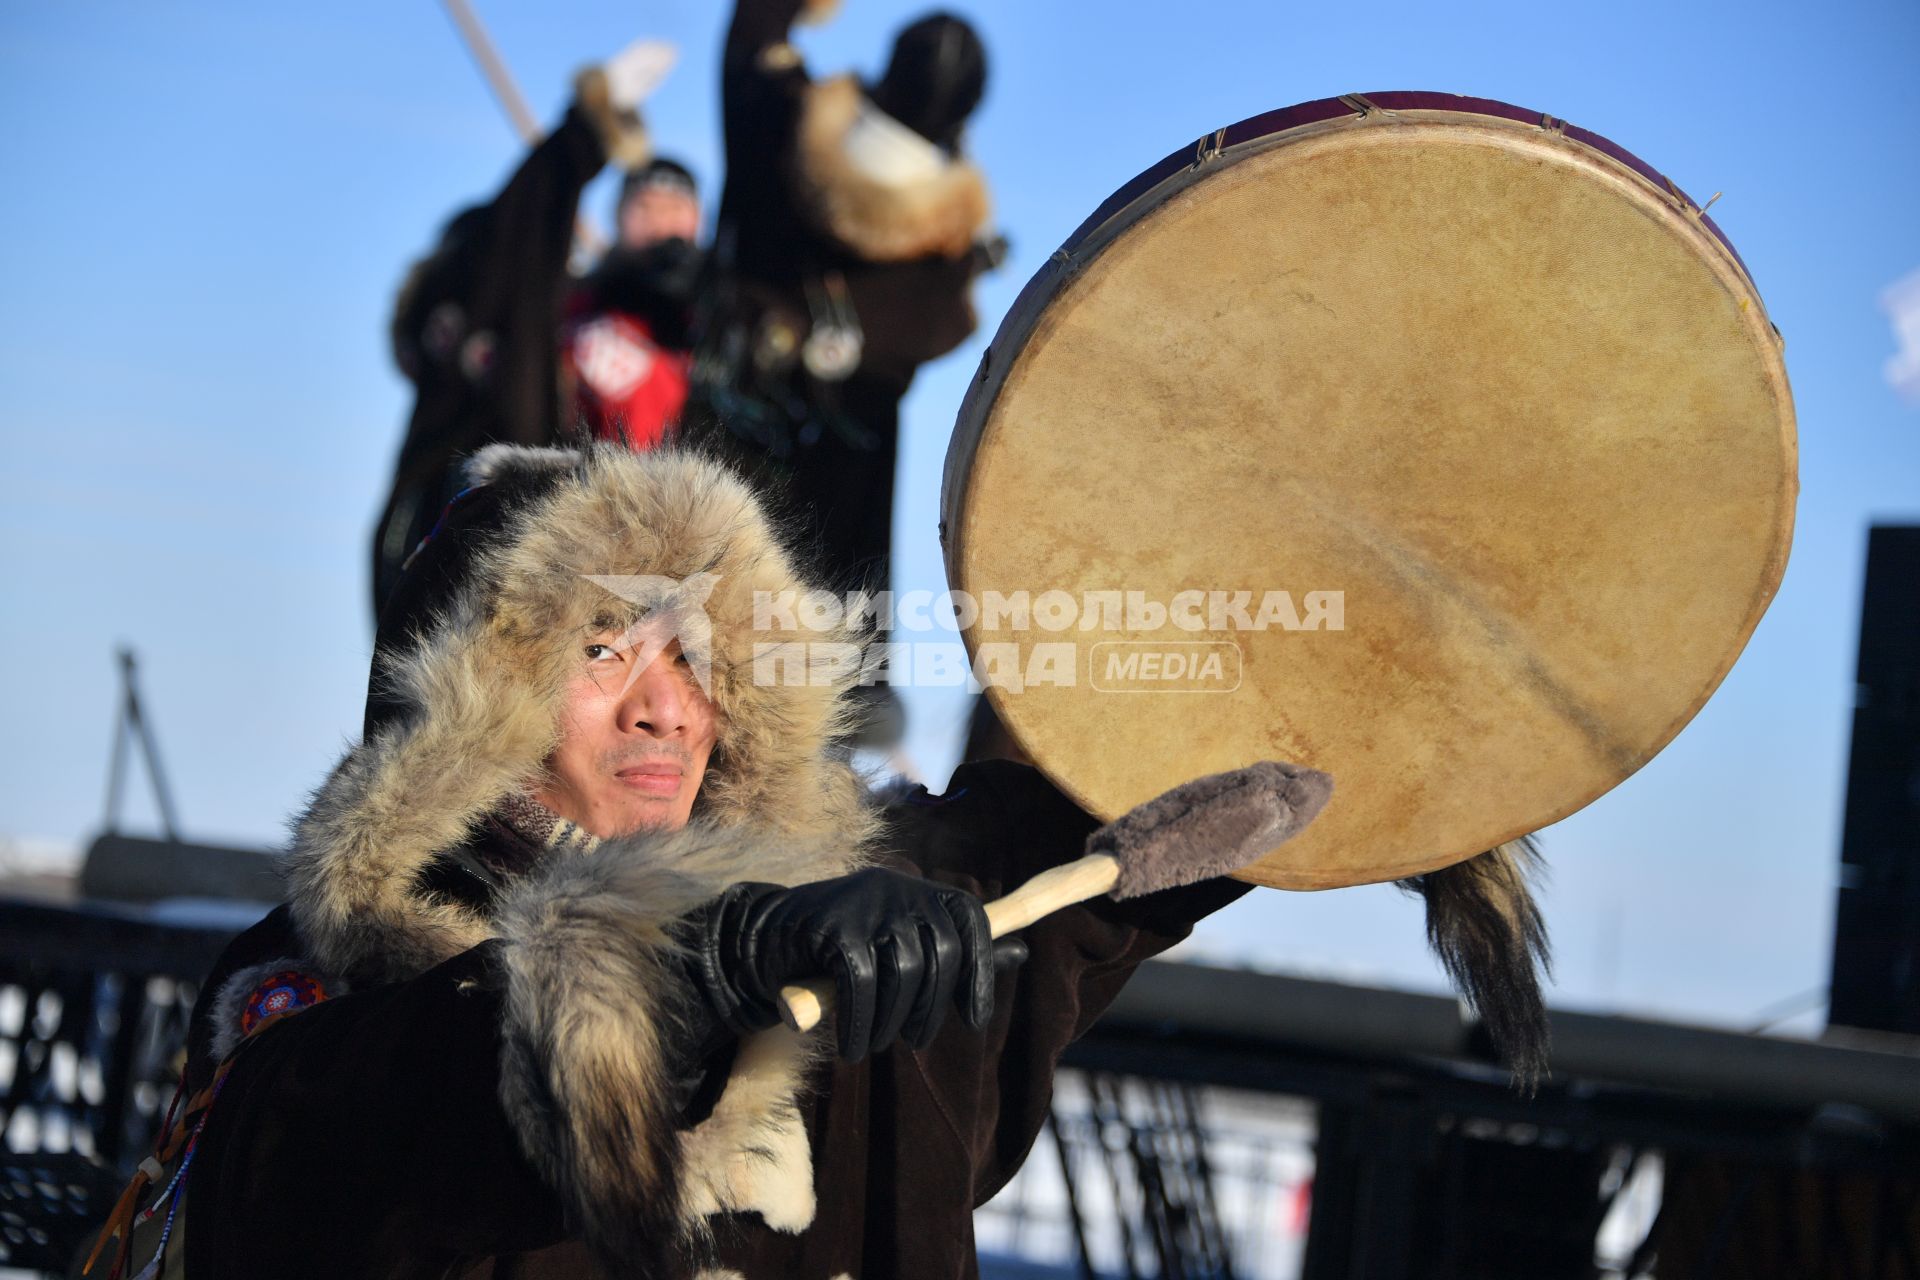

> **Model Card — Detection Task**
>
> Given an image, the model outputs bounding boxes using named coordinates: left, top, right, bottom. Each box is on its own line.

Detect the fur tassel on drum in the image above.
left=1398, top=836, right=1552, bottom=1088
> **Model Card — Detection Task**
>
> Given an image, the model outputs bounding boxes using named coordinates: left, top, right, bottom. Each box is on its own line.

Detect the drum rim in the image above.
left=943, top=90, right=1770, bottom=549
left=939, top=92, right=1797, bottom=884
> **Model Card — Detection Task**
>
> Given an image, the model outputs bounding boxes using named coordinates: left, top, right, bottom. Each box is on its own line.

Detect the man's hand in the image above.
left=691, top=868, right=1009, bottom=1061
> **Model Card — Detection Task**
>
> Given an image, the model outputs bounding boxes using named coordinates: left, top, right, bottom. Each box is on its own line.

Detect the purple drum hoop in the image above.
left=1064, top=90, right=1749, bottom=284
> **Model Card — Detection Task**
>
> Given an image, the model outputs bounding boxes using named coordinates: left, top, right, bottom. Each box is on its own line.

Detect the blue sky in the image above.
left=2, top=1, right=1914, bottom=1031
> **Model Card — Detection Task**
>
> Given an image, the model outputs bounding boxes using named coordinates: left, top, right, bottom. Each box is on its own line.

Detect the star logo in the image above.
left=583, top=572, right=722, bottom=697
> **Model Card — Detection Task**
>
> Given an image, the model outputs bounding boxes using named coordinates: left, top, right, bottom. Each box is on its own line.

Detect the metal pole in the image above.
left=435, top=0, right=607, bottom=256
left=116, top=648, right=182, bottom=841
left=103, top=677, right=130, bottom=834
left=1048, top=1104, right=1100, bottom=1280
left=438, top=0, right=540, bottom=142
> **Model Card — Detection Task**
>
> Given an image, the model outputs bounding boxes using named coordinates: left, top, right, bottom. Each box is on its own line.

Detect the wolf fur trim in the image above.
left=284, top=445, right=877, bottom=986
left=678, top=1023, right=823, bottom=1231
left=496, top=825, right=852, bottom=1270
left=792, top=75, right=990, bottom=262
left=279, top=446, right=877, bottom=1262
left=1398, top=836, right=1552, bottom=1088
left=463, top=442, right=579, bottom=488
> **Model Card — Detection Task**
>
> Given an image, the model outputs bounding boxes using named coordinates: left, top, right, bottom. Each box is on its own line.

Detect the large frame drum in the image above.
left=942, top=92, right=1795, bottom=889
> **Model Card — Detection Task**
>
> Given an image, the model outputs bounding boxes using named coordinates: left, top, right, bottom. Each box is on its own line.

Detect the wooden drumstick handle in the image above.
left=776, top=853, right=1122, bottom=1033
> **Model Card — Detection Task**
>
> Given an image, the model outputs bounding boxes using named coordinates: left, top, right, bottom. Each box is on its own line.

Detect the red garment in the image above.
left=562, top=308, right=689, bottom=450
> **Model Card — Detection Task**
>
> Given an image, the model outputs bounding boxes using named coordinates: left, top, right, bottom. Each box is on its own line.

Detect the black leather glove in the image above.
left=689, top=867, right=1022, bottom=1062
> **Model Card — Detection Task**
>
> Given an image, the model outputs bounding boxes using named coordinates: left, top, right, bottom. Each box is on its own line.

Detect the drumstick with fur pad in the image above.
left=778, top=761, right=1334, bottom=1033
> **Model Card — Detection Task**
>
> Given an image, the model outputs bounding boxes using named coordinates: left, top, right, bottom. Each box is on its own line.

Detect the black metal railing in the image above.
left=0, top=897, right=247, bottom=1273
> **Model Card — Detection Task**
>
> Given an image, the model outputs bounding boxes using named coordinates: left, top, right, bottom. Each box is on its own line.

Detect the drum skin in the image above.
left=942, top=92, right=1796, bottom=890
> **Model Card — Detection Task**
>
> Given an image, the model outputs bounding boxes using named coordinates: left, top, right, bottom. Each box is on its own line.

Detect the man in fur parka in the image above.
left=142, top=443, right=1284, bottom=1280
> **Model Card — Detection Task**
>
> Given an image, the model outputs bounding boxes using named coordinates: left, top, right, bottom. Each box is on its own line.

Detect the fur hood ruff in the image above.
left=276, top=444, right=878, bottom=1269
